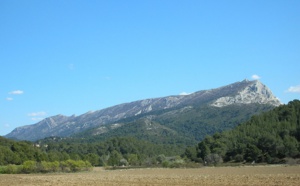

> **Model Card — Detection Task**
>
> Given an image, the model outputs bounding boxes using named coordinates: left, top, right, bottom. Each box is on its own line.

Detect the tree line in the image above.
left=0, top=135, right=182, bottom=167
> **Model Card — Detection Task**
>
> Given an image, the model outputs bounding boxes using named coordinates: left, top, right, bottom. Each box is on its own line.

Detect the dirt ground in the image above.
left=0, top=165, right=299, bottom=186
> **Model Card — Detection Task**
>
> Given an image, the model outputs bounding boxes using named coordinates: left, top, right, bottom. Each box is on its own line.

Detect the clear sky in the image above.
left=1, top=0, right=299, bottom=136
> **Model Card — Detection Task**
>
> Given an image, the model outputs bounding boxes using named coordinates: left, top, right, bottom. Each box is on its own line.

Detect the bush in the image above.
left=162, top=161, right=169, bottom=168
left=204, top=154, right=223, bottom=166
left=156, top=154, right=166, bottom=164
left=0, top=166, right=4, bottom=173
left=61, top=160, right=92, bottom=172
left=60, top=161, right=71, bottom=172
left=39, top=161, right=60, bottom=173
left=50, top=161, right=60, bottom=172
left=119, top=158, right=129, bottom=166
left=161, top=156, right=186, bottom=168
left=22, top=161, right=37, bottom=173
left=284, top=158, right=299, bottom=165
left=0, top=160, right=92, bottom=174
left=39, top=161, right=51, bottom=173
left=84, top=161, right=93, bottom=171
left=234, top=154, right=244, bottom=162
left=0, top=164, right=22, bottom=174
left=7, top=164, right=21, bottom=174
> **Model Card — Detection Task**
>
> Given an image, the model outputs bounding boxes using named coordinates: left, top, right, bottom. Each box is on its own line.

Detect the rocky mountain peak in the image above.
left=210, top=80, right=281, bottom=107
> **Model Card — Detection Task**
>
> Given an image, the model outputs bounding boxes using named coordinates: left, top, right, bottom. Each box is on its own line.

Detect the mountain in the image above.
left=6, top=80, right=280, bottom=142
left=73, top=102, right=276, bottom=145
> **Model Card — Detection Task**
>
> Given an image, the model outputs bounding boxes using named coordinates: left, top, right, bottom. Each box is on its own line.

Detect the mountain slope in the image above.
left=5, top=80, right=280, bottom=141
left=73, top=103, right=274, bottom=145
left=186, top=99, right=300, bottom=163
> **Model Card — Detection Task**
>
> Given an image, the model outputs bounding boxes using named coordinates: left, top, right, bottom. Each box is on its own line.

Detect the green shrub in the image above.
left=50, top=161, right=60, bottom=172
left=7, top=164, right=21, bottom=174
left=22, top=161, right=37, bottom=173
left=234, top=154, right=244, bottom=162
left=60, top=161, right=71, bottom=172
left=60, top=160, right=92, bottom=172
left=0, top=160, right=92, bottom=174
left=162, top=161, right=169, bottom=168
left=0, top=166, right=4, bottom=173
left=39, top=161, right=60, bottom=173
left=84, top=161, right=93, bottom=171
left=0, top=164, right=22, bottom=174
left=39, top=161, right=51, bottom=173
left=66, top=159, right=81, bottom=172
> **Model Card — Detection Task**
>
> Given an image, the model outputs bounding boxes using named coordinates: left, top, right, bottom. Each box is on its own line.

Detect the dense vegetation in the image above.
left=0, top=135, right=182, bottom=167
left=1, top=100, right=299, bottom=173
left=0, top=160, right=92, bottom=174
left=0, top=137, right=44, bottom=165
left=38, top=137, right=184, bottom=166
left=73, top=104, right=274, bottom=146
left=184, top=100, right=300, bottom=164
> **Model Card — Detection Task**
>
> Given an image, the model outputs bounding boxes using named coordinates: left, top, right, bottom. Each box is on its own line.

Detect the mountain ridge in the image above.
left=5, top=80, right=280, bottom=141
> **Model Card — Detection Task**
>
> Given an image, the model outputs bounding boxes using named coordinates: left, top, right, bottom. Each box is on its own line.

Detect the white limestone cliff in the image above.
left=210, top=80, right=281, bottom=107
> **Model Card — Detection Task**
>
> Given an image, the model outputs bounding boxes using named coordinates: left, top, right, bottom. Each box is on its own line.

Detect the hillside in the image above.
left=6, top=79, right=280, bottom=141
left=74, top=103, right=274, bottom=145
left=185, top=99, right=300, bottom=164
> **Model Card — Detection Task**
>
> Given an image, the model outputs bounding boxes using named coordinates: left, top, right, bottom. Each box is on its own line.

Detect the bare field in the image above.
left=1, top=165, right=299, bottom=186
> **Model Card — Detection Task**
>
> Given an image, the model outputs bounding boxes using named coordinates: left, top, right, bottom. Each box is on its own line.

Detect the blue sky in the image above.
left=1, top=0, right=299, bottom=136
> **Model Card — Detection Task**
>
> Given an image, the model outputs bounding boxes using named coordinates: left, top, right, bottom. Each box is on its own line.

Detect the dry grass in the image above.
left=0, top=165, right=299, bottom=186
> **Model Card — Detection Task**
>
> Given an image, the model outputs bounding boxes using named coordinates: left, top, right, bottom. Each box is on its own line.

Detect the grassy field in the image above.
left=0, top=165, right=299, bottom=185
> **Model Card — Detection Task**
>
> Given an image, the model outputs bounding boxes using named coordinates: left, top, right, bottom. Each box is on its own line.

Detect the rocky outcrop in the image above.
left=210, top=80, right=280, bottom=107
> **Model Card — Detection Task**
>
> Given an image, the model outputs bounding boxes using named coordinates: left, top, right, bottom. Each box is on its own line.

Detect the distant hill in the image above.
left=185, top=99, right=300, bottom=164
left=6, top=80, right=280, bottom=142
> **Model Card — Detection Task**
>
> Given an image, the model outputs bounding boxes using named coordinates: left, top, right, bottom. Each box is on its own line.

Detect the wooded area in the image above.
left=185, top=100, right=300, bottom=164
left=1, top=100, right=299, bottom=171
